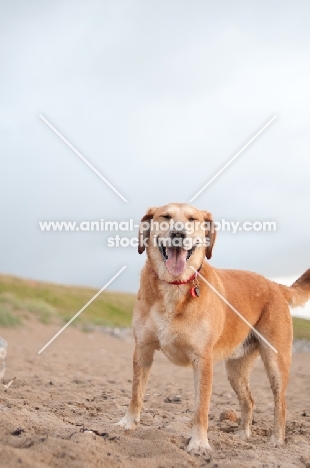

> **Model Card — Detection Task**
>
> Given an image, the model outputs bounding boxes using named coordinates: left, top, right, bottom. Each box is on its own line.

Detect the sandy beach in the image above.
left=0, top=323, right=309, bottom=468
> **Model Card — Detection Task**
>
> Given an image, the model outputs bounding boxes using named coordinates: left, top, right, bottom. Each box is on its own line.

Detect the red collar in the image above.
left=154, top=266, right=202, bottom=285
left=168, top=272, right=198, bottom=285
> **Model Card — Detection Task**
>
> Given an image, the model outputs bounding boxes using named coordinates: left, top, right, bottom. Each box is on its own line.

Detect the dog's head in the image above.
left=138, top=203, right=216, bottom=281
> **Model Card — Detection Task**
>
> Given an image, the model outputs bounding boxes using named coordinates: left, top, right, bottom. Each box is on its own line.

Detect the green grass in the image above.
left=0, top=274, right=309, bottom=340
left=0, top=274, right=135, bottom=329
left=0, top=293, right=56, bottom=324
left=292, top=317, right=310, bottom=340
left=0, top=304, right=22, bottom=327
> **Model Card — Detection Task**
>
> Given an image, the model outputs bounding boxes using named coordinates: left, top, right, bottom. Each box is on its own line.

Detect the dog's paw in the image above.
left=269, top=434, right=284, bottom=447
left=115, top=413, right=140, bottom=430
left=236, top=428, right=251, bottom=440
left=187, top=437, right=211, bottom=454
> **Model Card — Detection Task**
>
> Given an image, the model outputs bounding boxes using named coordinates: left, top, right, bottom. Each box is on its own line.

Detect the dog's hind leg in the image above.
left=259, top=345, right=291, bottom=445
left=225, top=348, right=259, bottom=439
left=257, top=298, right=292, bottom=445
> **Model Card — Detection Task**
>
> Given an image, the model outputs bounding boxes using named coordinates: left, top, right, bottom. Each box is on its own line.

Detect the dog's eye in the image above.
left=162, top=215, right=171, bottom=220
left=188, top=217, right=197, bottom=222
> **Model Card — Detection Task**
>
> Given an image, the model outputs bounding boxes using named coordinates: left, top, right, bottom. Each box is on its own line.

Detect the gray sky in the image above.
left=1, top=1, right=309, bottom=317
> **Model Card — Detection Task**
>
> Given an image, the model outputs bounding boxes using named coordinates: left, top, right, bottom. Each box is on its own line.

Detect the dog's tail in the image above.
left=277, top=269, right=310, bottom=307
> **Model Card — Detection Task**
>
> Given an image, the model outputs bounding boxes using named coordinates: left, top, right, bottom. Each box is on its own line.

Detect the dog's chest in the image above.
left=146, top=306, right=205, bottom=366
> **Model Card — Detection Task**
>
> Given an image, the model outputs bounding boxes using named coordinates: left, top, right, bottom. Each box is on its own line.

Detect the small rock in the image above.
left=11, top=428, right=25, bottom=436
left=164, top=395, right=182, bottom=403
left=254, top=427, right=271, bottom=437
left=219, top=409, right=238, bottom=422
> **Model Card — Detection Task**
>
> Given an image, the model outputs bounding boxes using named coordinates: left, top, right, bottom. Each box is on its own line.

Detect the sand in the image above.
left=0, top=322, right=309, bottom=468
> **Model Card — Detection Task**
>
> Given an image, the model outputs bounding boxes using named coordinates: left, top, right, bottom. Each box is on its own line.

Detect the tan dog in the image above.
left=118, top=203, right=310, bottom=452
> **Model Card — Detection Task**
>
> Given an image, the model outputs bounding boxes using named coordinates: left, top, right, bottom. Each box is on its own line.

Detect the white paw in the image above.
left=115, top=412, right=140, bottom=430
left=187, top=437, right=211, bottom=453
left=270, top=434, right=284, bottom=446
left=236, top=428, right=251, bottom=439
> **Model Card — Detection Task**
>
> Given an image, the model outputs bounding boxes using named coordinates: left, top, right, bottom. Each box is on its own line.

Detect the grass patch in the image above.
left=23, top=300, right=56, bottom=324
left=292, top=317, right=310, bottom=340
left=0, top=305, right=22, bottom=327
left=0, top=292, right=56, bottom=325
left=0, top=274, right=135, bottom=328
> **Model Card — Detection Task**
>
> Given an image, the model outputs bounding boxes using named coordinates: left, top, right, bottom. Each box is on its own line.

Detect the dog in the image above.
left=117, top=203, right=310, bottom=452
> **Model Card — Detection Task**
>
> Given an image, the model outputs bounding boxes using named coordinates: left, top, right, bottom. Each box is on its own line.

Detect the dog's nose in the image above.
left=170, top=228, right=186, bottom=239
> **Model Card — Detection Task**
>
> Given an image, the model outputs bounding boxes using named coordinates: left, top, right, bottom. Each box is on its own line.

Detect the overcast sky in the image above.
left=0, top=1, right=309, bottom=314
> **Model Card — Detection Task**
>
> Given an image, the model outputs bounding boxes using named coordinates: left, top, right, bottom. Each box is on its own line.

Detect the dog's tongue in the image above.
left=165, top=248, right=187, bottom=276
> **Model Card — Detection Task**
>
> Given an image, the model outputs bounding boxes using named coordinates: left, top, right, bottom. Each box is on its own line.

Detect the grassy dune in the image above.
left=291, top=317, right=310, bottom=340
left=0, top=274, right=135, bottom=329
left=0, top=274, right=309, bottom=340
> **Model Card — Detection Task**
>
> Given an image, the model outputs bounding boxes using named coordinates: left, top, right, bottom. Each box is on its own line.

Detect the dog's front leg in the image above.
left=117, top=342, right=155, bottom=430
left=188, top=354, right=213, bottom=453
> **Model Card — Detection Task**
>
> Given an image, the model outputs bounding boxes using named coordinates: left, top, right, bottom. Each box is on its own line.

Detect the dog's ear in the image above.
left=138, top=207, right=158, bottom=254
left=201, top=210, right=216, bottom=260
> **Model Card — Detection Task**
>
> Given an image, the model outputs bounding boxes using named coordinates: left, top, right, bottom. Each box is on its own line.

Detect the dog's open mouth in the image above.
left=158, top=242, right=196, bottom=276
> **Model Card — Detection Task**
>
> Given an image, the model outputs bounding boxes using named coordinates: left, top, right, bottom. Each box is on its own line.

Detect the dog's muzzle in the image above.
left=157, top=229, right=196, bottom=276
